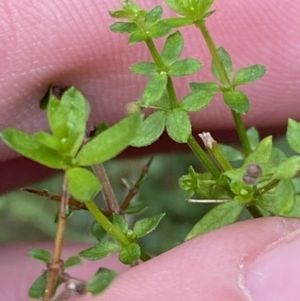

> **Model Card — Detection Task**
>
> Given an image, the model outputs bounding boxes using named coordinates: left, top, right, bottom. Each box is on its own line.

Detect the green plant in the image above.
left=109, top=0, right=300, bottom=237
left=0, top=86, right=163, bottom=300
left=1, top=0, right=300, bottom=299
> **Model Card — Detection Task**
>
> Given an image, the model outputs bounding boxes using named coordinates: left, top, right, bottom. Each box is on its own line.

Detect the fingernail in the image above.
left=243, top=228, right=300, bottom=301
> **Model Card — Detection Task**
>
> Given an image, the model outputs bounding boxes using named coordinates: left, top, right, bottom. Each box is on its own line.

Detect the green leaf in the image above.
left=47, top=87, right=89, bottom=156
left=66, top=167, right=101, bottom=201
left=148, top=20, right=172, bottom=39
left=77, top=113, right=142, bottom=165
left=28, top=272, right=47, bottom=299
left=166, top=108, right=191, bottom=143
left=109, top=1, right=139, bottom=19
left=28, top=248, right=51, bottom=264
left=142, top=73, right=168, bottom=106
left=233, top=64, right=266, bottom=86
left=203, top=9, right=216, bottom=18
left=168, top=58, right=202, bottom=76
left=129, top=31, right=148, bottom=44
left=246, top=127, right=260, bottom=150
left=110, top=22, right=138, bottom=33
left=287, top=118, right=300, bottom=153
left=285, top=195, right=300, bottom=218
left=273, top=156, right=300, bottom=179
left=64, top=256, right=82, bottom=268
left=163, top=17, right=194, bottom=28
left=165, top=0, right=189, bottom=16
left=91, top=220, right=108, bottom=242
left=150, top=90, right=171, bottom=109
left=87, top=268, right=118, bottom=296
left=190, top=82, right=221, bottom=94
left=224, top=166, right=247, bottom=182
left=256, top=193, right=275, bottom=214
left=161, top=31, right=184, bottom=66
left=197, top=0, right=215, bottom=17
left=119, top=243, right=141, bottom=264
left=270, top=147, right=287, bottom=165
left=133, top=213, right=165, bottom=238
left=122, top=0, right=139, bottom=14
left=259, top=194, right=300, bottom=218
left=79, top=241, right=121, bottom=261
left=112, top=214, right=128, bottom=233
left=179, top=90, right=213, bottom=112
left=211, top=47, right=232, bottom=81
left=274, top=180, right=295, bottom=215
left=125, top=201, right=150, bottom=215
left=185, top=200, right=244, bottom=240
left=129, top=62, right=157, bottom=76
left=109, top=10, right=131, bottom=19
left=165, top=0, right=214, bottom=19
left=34, top=131, right=59, bottom=150
left=218, top=144, right=244, bottom=162
left=223, top=90, right=250, bottom=114
left=131, top=111, right=166, bottom=147
left=0, top=128, right=68, bottom=169
left=245, top=136, right=273, bottom=164
left=144, top=6, right=163, bottom=28
left=225, top=162, right=274, bottom=183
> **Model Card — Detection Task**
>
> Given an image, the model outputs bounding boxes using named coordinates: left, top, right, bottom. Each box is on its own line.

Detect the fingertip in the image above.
left=244, top=225, right=300, bottom=301
left=80, top=217, right=300, bottom=301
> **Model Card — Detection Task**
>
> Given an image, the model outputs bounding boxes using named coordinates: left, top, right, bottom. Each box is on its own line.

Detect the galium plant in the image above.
left=1, top=0, right=300, bottom=299
left=0, top=86, right=163, bottom=300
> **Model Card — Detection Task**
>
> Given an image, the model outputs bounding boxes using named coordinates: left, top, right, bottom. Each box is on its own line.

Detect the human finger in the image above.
left=3, top=217, right=300, bottom=300
left=0, top=0, right=299, bottom=190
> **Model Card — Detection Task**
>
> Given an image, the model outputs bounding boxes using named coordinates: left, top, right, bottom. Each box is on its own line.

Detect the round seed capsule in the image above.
left=245, top=164, right=262, bottom=178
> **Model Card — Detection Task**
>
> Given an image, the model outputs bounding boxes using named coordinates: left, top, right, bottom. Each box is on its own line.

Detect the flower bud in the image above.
left=243, top=164, right=262, bottom=185
left=125, top=101, right=141, bottom=115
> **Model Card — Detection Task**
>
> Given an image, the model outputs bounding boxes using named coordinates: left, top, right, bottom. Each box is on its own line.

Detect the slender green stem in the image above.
left=195, top=20, right=230, bottom=87
left=166, top=76, right=178, bottom=109
left=145, top=37, right=220, bottom=178
left=198, top=132, right=232, bottom=172
left=85, top=201, right=128, bottom=246
left=85, top=201, right=151, bottom=262
left=145, top=39, right=165, bottom=70
left=254, top=179, right=280, bottom=198
left=210, top=142, right=232, bottom=172
left=231, top=111, right=252, bottom=156
left=187, top=135, right=220, bottom=178
left=195, top=19, right=252, bottom=156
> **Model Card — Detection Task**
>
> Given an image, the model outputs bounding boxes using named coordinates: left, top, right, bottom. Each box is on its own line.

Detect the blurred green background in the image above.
left=0, top=136, right=291, bottom=255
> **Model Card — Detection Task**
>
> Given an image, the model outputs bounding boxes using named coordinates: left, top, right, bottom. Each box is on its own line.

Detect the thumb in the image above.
left=92, top=217, right=300, bottom=301
left=3, top=217, right=300, bottom=300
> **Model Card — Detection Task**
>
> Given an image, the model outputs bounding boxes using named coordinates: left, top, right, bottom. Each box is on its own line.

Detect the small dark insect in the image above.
left=40, top=85, right=69, bottom=109
left=52, top=85, right=69, bottom=100
left=88, top=122, right=110, bottom=139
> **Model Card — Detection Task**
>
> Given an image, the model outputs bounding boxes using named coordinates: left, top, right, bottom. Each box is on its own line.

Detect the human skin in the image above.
left=0, top=0, right=300, bottom=300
